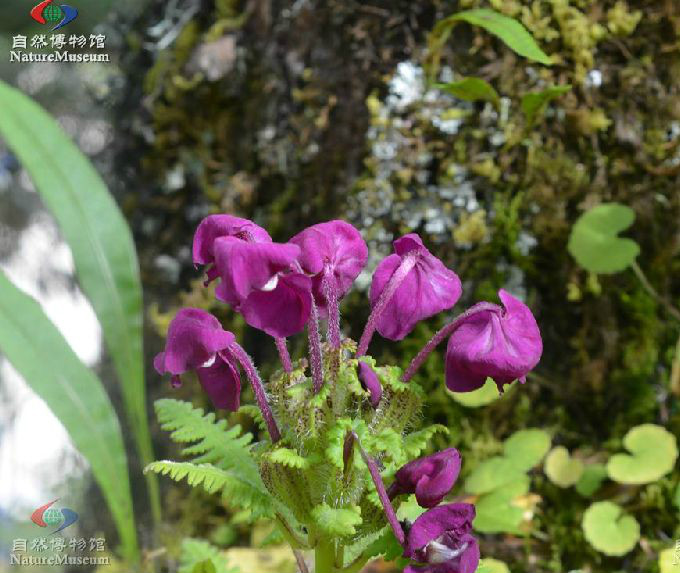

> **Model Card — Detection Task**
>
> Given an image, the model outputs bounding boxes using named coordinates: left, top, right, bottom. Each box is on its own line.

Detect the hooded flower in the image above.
left=212, top=236, right=301, bottom=306
left=290, top=220, right=368, bottom=315
left=192, top=214, right=272, bottom=285
left=238, top=271, right=313, bottom=338
left=445, top=289, right=543, bottom=393
left=388, top=449, right=461, bottom=508
left=404, top=503, right=479, bottom=573
left=370, top=234, right=462, bottom=341
left=357, top=361, right=382, bottom=408
left=153, top=308, right=241, bottom=410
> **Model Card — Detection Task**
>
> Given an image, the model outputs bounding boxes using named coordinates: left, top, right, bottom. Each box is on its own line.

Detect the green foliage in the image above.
left=659, top=547, right=680, bottom=573
left=476, top=558, right=511, bottom=573
left=445, top=9, right=552, bottom=65
left=474, top=477, right=530, bottom=534
left=544, top=446, right=584, bottom=488
left=568, top=203, right=640, bottom=274
left=582, top=501, right=640, bottom=556
left=179, top=538, right=237, bottom=573
left=607, top=424, right=678, bottom=485
left=450, top=378, right=504, bottom=408
left=0, top=80, right=158, bottom=523
left=435, top=78, right=500, bottom=108
left=0, top=271, right=138, bottom=562
left=465, top=456, right=526, bottom=494
left=311, top=504, right=363, bottom=537
left=503, top=429, right=551, bottom=471
left=521, top=85, right=572, bottom=127
left=575, top=464, right=608, bottom=497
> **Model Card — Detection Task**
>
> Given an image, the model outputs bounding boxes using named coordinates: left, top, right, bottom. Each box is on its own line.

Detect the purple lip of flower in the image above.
left=357, top=361, right=382, bottom=408
left=239, top=271, right=313, bottom=338
left=153, top=308, right=241, bottom=410
left=289, top=220, right=368, bottom=315
left=369, top=234, right=462, bottom=341
left=388, top=448, right=461, bottom=508
left=212, top=236, right=301, bottom=306
left=403, top=503, right=479, bottom=573
left=445, top=289, right=543, bottom=393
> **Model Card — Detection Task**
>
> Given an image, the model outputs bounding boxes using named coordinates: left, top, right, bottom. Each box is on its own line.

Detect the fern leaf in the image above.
left=403, top=424, right=449, bottom=458
left=311, top=503, right=363, bottom=537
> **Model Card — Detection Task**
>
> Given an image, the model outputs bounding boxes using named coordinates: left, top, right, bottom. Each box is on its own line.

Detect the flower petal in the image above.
left=213, top=237, right=301, bottom=304
left=239, top=272, right=313, bottom=338
left=370, top=234, right=462, bottom=340
left=391, top=449, right=461, bottom=508
left=193, top=214, right=271, bottom=265
left=357, top=361, right=383, bottom=408
left=405, top=503, right=475, bottom=557
left=197, top=354, right=242, bottom=411
left=158, top=308, right=235, bottom=375
left=445, top=290, right=542, bottom=393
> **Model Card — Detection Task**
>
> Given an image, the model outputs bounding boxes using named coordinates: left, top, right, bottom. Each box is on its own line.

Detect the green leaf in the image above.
left=607, top=424, right=678, bottom=484
left=659, top=547, right=680, bottom=573
left=521, top=85, right=572, bottom=127
left=473, top=477, right=530, bottom=534
left=267, top=447, right=312, bottom=470
left=145, top=461, right=275, bottom=519
left=449, top=9, right=552, bottom=65
left=435, top=77, right=500, bottom=108
left=464, top=456, right=526, bottom=495
left=0, top=271, right=138, bottom=561
left=0, top=81, right=159, bottom=521
left=450, top=378, right=504, bottom=408
left=402, top=424, right=449, bottom=458
left=568, top=203, right=640, bottom=274
left=544, top=446, right=584, bottom=488
left=476, top=558, right=511, bottom=573
left=311, top=504, right=362, bottom=537
left=503, top=429, right=551, bottom=471
left=582, top=501, right=640, bottom=556
left=363, top=528, right=403, bottom=562
left=179, top=538, right=237, bottom=573
left=575, top=463, right=608, bottom=497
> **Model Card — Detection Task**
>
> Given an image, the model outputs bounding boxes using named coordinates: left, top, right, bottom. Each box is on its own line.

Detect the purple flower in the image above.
left=239, top=271, right=313, bottom=338
left=212, top=237, right=301, bottom=306
left=370, top=234, right=462, bottom=341
left=388, top=449, right=461, bottom=508
left=445, top=289, right=543, bottom=393
left=357, top=361, right=382, bottom=408
left=153, top=308, right=241, bottom=410
left=404, top=504, right=479, bottom=573
left=193, top=215, right=271, bottom=285
left=290, top=220, right=368, bottom=315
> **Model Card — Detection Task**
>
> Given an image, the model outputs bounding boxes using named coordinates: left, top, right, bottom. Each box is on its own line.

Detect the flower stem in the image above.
left=631, top=261, right=680, bottom=323
left=401, top=302, right=499, bottom=383
left=322, top=266, right=342, bottom=349
left=356, top=254, right=418, bottom=357
left=230, top=343, right=281, bottom=443
left=308, top=299, right=325, bottom=394
left=352, top=432, right=405, bottom=545
left=275, top=337, right=293, bottom=373
left=314, top=539, right=336, bottom=573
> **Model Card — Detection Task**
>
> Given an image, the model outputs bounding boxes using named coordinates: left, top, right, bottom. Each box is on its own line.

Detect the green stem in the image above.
left=630, top=261, right=680, bottom=323
left=315, top=540, right=336, bottom=573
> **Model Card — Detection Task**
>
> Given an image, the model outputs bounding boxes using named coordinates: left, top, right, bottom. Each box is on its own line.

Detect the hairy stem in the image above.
left=356, top=254, right=418, bottom=357
left=314, top=539, right=336, bottom=573
left=322, top=266, right=342, bottom=348
left=352, top=432, right=405, bottom=545
left=230, top=343, right=281, bottom=443
left=275, top=337, right=293, bottom=373
left=401, top=302, right=499, bottom=383
left=308, top=298, right=325, bottom=394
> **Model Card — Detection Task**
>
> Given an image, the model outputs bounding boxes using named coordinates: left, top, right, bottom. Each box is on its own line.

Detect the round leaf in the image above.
left=450, top=377, right=504, bottom=408
left=582, top=501, right=640, bottom=556
left=659, top=547, right=680, bottom=573
left=476, top=558, right=511, bottom=573
left=473, top=477, right=530, bottom=534
left=464, top=456, right=526, bottom=494
left=503, top=429, right=551, bottom=471
left=544, top=446, right=583, bottom=487
left=607, top=424, right=678, bottom=485
left=567, top=203, right=640, bottom=274
left=575, top=463, right=608, bottom=497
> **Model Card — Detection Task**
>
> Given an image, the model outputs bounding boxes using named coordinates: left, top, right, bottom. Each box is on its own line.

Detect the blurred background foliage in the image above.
left=1, top=0, right=679, bottom=572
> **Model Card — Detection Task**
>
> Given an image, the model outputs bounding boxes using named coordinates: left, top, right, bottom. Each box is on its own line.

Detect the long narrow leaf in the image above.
left=0, top=80, right=160, bottom=522
left=0, top=271, right=138, bottom=561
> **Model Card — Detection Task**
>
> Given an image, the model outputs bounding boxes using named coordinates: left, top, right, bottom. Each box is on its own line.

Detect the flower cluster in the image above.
left=155, top=215, right=543, bottom=573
